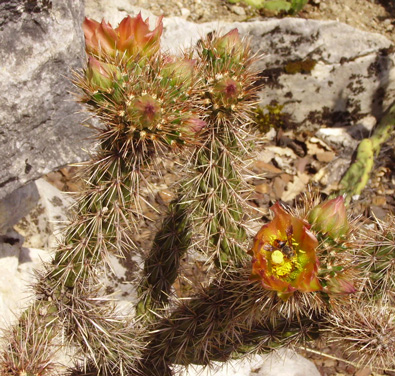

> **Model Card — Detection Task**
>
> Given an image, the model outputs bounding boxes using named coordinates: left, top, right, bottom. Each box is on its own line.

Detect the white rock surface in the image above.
left=0, top=230, right=52, bottom=328
left=177, top=350, right=320, bottom=376
left=0, top=178, right=73, bottom=327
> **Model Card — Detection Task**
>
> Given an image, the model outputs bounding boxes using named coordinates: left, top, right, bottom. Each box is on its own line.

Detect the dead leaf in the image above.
left=282, top=173, right=310, bottom=202
left=316, top=151, right=336, bottom=163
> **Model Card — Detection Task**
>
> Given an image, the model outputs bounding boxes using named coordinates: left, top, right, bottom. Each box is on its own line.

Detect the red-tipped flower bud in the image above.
left=162, top=58, right=196, bottom=87
left=308, top=196, right=349, bottom=240
left=82, top=13, right=163, bottom=59
left=214, top=28, right=242, bottom=56
left=181, top=117, right=206, bottom=136
left=325, top=273, right=356, bottom=294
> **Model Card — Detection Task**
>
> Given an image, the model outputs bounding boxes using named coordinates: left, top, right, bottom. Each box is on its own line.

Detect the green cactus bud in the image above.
left=86, top=56, right=120, bottom=91
left=213, top=28, right=242, bottom=59
left=162, top=57, right=196, bottom=87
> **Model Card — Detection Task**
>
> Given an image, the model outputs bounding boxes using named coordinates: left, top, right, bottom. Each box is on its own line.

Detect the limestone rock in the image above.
left=0, top=181, right=39, bottom=235
left=14, top=178, right=74, bottom=249
left=0, top=0, right=92, bottom=201
left=0, top=229, right=52, bottom=328
left=159, top=17, right=394, bottom=129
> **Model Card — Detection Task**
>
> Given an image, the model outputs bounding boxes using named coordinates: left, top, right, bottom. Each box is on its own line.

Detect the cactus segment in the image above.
left=340, top=101, right=395, bottom=198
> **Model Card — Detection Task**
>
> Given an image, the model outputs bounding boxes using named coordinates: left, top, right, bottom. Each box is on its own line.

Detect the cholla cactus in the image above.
left=1, top=12, right=394, bottom=376
left=0, top=13, right=201, bottom=376
left=181, top=28, right=259, bottom=269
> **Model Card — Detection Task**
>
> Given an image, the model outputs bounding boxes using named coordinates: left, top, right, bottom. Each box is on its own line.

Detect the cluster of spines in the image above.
left=356, top=214, right=395, bottom=303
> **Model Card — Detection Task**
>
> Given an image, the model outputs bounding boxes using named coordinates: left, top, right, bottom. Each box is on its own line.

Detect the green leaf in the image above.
left=242, top=0, right=267, bottom=8
left=290, top=0, right=308, bottom=13
left=262, top=0, right=292, bottom=12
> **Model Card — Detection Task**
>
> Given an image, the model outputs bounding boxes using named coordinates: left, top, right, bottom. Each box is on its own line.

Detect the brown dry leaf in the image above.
left=253, top=160, right=283, bottom=175
left=255, top=183, right=270, bottom=194
left=282, top=172, right=310, bottom=202
left=316, top=151, right=336, bottom=163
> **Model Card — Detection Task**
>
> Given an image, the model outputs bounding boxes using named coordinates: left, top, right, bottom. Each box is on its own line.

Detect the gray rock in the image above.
left=0, top=182, right=39, bottom=235
left=158, top=17, right=394, bottom=129
left=14, top=178, right=74, bottom=249
left=0, top=0, right=92, bottom=201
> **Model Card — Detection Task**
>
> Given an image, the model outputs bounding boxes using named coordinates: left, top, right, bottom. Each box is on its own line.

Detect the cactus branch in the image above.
left=340, top=101, right=395, bottom=198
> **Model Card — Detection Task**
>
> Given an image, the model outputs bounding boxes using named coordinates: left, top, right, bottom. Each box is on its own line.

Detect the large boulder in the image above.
left=0, top=0, right=92, bottom=201
left=159, top=17, right=394, bottom=128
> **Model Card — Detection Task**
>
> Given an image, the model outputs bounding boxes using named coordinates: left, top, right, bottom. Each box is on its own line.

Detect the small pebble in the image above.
left=230, top=5, right=246, bottom=16
left=156, top=189, right=174, bottom=205
left=180, top=7, right=191, bottom=18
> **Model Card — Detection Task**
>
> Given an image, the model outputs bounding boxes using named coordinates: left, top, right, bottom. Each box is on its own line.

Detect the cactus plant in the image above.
left=1, top=13, right=395, bottom=376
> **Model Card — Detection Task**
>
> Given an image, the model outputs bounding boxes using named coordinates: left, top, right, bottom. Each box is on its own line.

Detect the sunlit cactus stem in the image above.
left=340, top=100, right=395, bottom=198
left=181, top=28, right=260, bottom=270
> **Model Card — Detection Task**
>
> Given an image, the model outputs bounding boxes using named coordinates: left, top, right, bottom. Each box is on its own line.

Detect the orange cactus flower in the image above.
left=251, top=202, right=322, bottom=301
left=82, top=13, right=163, bottom=59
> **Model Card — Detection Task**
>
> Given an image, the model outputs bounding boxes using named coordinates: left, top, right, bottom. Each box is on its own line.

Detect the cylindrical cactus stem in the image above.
left=184, top=132, right=250, bottom=269
left=181, top=29, right=260, bottom=270
left=0, top=300, right=60, bottom=376
left=138, top=263, right=324, bottom=374
left=340, top=100, right=395, bottom=198
left=1, top=14, right=203, bottom=375
left=136, top=198, right=191, bottom=317
left=356, top=213, right=395, bottom=302
left=325, top=299, right=395, bottom=371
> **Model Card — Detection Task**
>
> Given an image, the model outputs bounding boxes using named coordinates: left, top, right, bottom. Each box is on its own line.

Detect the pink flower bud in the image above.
left=86, top=56, right=119, bottom=90
left=162, top=58, right=196, bottom=86
left=214, top=28, right=242, bottom=55
left=325, top=273, right=356, bottom=294
left=308, top=196, right=349, bottom=240
left=182, top=117, right=206, bottom=135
